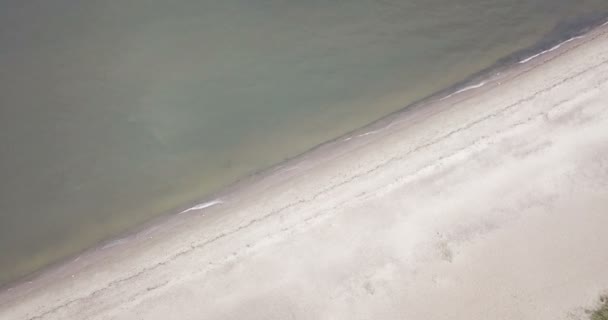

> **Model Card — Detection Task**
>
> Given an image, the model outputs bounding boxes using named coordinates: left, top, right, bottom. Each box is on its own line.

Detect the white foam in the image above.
left=355, top=122, right=398, bottom=139
left=602, top=20, right=608, bottom=27
left=440, top=81, right=486, bottom=101
left=179, top=199, right=224, bottom=215
left=357, top=130, right=381, bottom=138
left=101, top=238, right=128, bottom=250
left=519, top=36, right=585, bottom=64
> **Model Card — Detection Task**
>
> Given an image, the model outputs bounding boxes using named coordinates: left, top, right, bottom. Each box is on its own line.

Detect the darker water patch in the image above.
left=498, top=12, right=608, bottom=65
left=399, top=11, right=608, bottom=111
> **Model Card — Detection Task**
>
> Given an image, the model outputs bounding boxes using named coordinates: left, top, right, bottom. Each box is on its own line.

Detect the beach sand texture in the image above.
left=2, top=23, right=608, bottom=320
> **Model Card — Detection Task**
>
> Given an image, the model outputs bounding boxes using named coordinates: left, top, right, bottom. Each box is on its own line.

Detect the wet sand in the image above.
left=2, top=23, right=608, bottom=320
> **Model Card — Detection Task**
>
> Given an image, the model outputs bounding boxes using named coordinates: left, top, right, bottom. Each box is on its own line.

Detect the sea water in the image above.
left=1, top=0, right=607, bottom=285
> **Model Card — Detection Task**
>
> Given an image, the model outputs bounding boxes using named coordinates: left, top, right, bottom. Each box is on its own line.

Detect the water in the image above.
left=1, top=0, right=607, bottom=286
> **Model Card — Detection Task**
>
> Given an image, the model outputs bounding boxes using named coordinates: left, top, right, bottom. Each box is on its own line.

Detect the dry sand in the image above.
left=2, top=24, right=608, bottom=320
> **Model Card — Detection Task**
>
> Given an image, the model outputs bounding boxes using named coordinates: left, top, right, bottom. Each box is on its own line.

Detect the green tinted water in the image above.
left=1, top=0, right=607, bottom=285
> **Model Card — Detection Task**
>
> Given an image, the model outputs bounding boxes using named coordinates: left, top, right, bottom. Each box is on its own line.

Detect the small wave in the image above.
left=179, top=199, right=224, bottom=215
left=101, top=238, right=128, bottom=250
left=440, top=81, right=486, bottom=101
left=519, top=36, right=585, bottom=64
left=355, top=122, right=398, bottom=139
left=357, top=130, right=381, bottom=138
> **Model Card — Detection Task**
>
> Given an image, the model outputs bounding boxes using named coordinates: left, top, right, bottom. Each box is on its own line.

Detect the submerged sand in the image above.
left=2, top=24, right=608, bottom=320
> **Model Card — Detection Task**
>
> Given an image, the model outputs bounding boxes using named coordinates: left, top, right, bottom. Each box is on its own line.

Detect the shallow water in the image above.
left=1, top=0, right=607, bottom=285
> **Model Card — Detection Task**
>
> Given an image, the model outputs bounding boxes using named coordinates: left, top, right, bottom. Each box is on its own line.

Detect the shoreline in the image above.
left=2, top=17, right=608, bottom=320
left=1, top=14, right=607, bottom=293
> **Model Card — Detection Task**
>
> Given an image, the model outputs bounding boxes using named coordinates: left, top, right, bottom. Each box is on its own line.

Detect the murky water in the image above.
left=1, top=0, right=607, bottom=285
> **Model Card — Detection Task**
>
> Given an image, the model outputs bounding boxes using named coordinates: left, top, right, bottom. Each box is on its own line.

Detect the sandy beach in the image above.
left=2, top=22, right=608, bottom=320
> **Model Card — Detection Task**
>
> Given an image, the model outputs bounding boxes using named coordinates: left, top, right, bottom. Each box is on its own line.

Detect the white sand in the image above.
left=2, top=26, right=608, bottom=320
